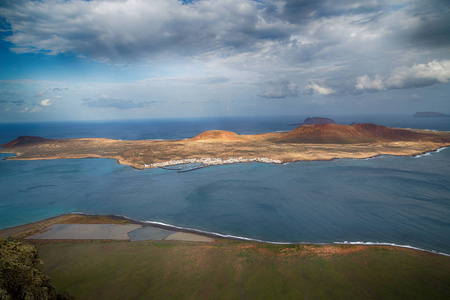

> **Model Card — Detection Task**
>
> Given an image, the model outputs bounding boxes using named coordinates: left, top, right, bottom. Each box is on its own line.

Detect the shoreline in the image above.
left=1, top=212, right=448, bottom=257
left=1, top=124, right=450, bottom=170
left=2, top=144, right=450, bottom=170
left=2, top=145, right=449, bottom=171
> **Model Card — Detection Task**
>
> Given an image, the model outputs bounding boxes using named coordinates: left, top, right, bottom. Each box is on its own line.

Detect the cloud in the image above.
left=280, top=0, right=384, bottom=23
left=19, top=106, right=40, bottom=113
left=200, top=76, right=231, bottom=85
left=401, top=0, right=450, bottom=47
left=83, top=96, right=154, bottom=109
left=305, top=82, right=336, bottom=95
left=12, top=100, right=25, bottom=106
left=260, top=77, right=298, bottom=99
left=1, top=0, right=448, bottom=79
left=34, top=91, right=46, bottom=97
left=356, top=60, right=450, bottom=91
left=1, top=0, right=449, bottom=120
left=39, top=99, right=52, bottom=107
left=0, top=100, right=7, bottom=103
left=0, top=0, right=291, bottom=63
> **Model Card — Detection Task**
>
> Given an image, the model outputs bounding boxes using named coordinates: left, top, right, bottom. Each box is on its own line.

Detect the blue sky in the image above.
left=0, top=0, right=449, bottom=122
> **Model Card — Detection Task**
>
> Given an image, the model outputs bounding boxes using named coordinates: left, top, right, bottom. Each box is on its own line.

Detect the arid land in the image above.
left=1, top=123, right=450, bottom=169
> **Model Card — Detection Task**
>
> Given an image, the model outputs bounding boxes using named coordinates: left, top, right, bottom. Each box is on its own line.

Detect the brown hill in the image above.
left=0, top=136, right=48, bottom=148
left=277, top=123, right=424, bottom=143
left=351, top=123, right=423, bottom=140
left=189, top=130, right=244, bottom=141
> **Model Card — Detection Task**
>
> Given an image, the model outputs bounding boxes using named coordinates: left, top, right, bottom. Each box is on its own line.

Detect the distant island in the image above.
left=288, top=117, right=336, bottom=126
left=413, top=112, right=450, bottom=117
left=1, top=123, right=450, bottom=170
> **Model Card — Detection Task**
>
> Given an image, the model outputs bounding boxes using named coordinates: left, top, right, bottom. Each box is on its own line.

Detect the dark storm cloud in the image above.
left=0, top=0, right=292, bottom=62
left=405, top=0, right=450, bottom=47
left=83, top=97, right=155, bottom=110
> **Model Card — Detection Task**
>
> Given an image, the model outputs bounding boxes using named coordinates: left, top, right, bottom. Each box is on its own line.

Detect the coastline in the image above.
left=2, top=124, right=450, bottom=170
left=2, top=142, right=450, bottom=170
left=2, top=212, right=449, bottom=256
left=2, top=145, right=449, bottom=171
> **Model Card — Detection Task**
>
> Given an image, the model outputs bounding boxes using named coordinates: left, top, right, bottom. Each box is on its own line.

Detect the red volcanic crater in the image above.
left=277, top=123, right=424, bottom=143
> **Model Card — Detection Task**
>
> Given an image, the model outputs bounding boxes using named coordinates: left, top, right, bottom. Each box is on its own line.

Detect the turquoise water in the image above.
left=0, top=115, right=449, bottom=254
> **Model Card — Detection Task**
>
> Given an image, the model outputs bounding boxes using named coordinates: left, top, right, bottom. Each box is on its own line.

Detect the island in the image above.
left=1, top=123, right=450, bottom=170
left=413, top=111, right=450, bottom=117
left=288, top=116, right=336, bottom=126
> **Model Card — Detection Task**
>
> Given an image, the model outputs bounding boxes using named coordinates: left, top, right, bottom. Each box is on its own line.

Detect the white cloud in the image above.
left=305, top=82, right=336, bottom=95
left=355, top=75, right=385, bottom=91
left=39, top=99, right=52, bottom=106
left=356, top=60, right=450, bottom=91
left=20, top=106, right=40, bottom=113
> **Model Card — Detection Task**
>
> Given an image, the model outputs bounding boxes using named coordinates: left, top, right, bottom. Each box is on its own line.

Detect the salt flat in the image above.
left=23, top=221, right=214, bottom=242
left=26, top=223, right=142, bottom=240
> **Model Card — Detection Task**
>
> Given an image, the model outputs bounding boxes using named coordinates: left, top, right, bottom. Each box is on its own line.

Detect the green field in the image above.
left=31, top=240, right=450, bottom=299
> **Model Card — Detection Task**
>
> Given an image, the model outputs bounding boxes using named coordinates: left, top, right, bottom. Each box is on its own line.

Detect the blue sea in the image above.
left=1, top=115, right=449, bottom=254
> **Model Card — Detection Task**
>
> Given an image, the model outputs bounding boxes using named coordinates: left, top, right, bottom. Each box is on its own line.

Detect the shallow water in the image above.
left=0, top=115, right=449, bottom=254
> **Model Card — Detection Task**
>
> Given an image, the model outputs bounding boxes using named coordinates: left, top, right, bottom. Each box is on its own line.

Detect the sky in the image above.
left=0, top=0, right=449, bottom=122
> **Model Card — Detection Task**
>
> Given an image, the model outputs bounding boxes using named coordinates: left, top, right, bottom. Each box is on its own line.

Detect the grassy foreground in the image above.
left=32, top=240, right=450, bottom=299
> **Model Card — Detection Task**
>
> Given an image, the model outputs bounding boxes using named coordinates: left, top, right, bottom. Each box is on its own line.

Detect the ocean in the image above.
left=1, top=114, right=449, bottom=254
